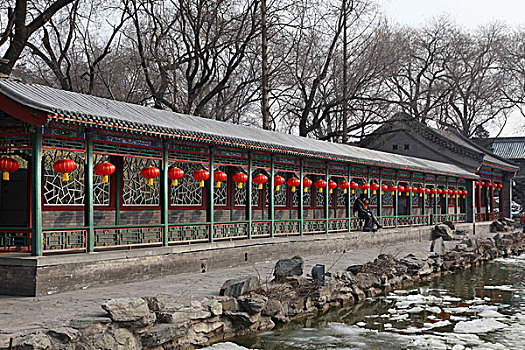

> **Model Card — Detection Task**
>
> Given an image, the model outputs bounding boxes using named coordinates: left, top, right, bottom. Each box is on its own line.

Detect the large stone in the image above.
left=144, top=295, right=166, bottom=312
left=430, top=237, right=446, bottom=254
left=400, top=254, right=426, bottom=270
left=13, top=334, right=52, bottom=350
left=490, top=220, right=505, bottom=232
left=432, top=224, right=454, bottom=241
left=158, top=301, right=212, bottom=323
left=220, top=276, right=261, bottom=297
left=102, top=297, right=151, bottom=322
left=238, top=294, right=269, bottom=315
left=47, top=327, right=80, bottom=343
left=274, top=256, right=304, bottom=280
left=139, top=322, right=191, bottom=348
left=262, top=299, right=283, bottom=317
left=355, top=272, right=381, bottom=290
left=347, top=264, right=363, bottom=274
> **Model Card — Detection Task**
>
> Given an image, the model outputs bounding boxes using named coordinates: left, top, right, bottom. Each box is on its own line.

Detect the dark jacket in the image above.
left=353, top=198, right=368, bottom=216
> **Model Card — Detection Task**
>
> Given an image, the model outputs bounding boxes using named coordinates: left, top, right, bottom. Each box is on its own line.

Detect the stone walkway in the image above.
left=0, top=239, right=453, bottom=345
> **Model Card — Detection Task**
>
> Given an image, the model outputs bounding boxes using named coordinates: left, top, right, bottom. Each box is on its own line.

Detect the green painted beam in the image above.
left=85, top=136, right=94, bottom=252
left=299, top=160, right=304, bottom=236
left=347, top=165, right=351, bottom=230
left=270, top=156, right=275, bottom=238
left=31, top=131, right=43, bottom=256
left=324, top=163, right=329, bottom=234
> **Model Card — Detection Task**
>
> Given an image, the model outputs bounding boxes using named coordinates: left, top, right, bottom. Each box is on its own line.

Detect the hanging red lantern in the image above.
left=0, top=157, right=19, bottom=181
left=370, top=183, right=380, bottom=195
left=463, top=190, right=468, bottom=198
left=274, top=176, right=285, bottom=191
left=387, top=184, right=397, bottom=195
left=417, top=187, right=424, bottom=197
left=253, top=174, right=268, bottom=189
left=437, top=188, right=443, bottom=197
left=53, top=159, right=77, bottom=182
left=475, top=181, right=479, bottom=187
left=480, top=181, right=485, bottom=187
left=339, top=181, right=350, bottom=194
left=287, top=177, right=300, bottom=192
left=328, top=180, right=338, bottom=194
left=405, top=185, right=412, bottom=196
left=485, top=182, right=491, bottom=188
left=381, top=184, right=388, bottom=195
left=94, top=161, right=116, bottom=183
left=233, top=172, right=248, bottom=189
left=430, top=188, right=437, bottom=197
left=193, top=169, right=210, bottom=187
left=167, top=167, right=184, bottom=186
left=314, top=179, right=327, bottom=193
left=350, top=181, right=358, bottom=194
left=397, top=185, right=405, bottom=195
left=303, top=177, right=312, bottom=192
left=214, top=170, right=227, bottom=188
left=141, top=166, right=160, bottom=186
left=359, top=182, right=370, bottom=194
left=498, top=183, right=503, bottom=189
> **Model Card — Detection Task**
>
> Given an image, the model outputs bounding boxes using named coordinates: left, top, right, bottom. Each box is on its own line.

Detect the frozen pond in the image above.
left=205, top=254, right=525, bottom=350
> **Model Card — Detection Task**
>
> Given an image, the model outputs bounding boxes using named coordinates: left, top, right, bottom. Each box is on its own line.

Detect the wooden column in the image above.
left=299, top=160, right=304, bottom=236
left=394, top=171, right=398, bottom=228
left=346, top=165, right=351, bottom=231
left=114, top=157, right=121, bottom=226
left=324, top=163, right=329, bottom=234
left=85, top=136, right=94, bottom=252
left=269, top=156, right=275, bottom=237
left=161, top=144, right=169, bottom=246
left=409, top=173, right=413, bottom=226
left=378, top=170, right=383, bottom=226
left=207, top=149, right=215, bottom=242
left=246, top=153, right=252, bottom=239
left=31, top=130, right=43, bottom=256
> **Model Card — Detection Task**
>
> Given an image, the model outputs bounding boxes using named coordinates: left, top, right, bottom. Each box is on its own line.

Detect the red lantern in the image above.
left=405, top=185, right=412, bottom=196
left=498, top=183, right=503, bottom=189
left=53, top=159, right=77, bottom=182
left=314, top=179, right=327, bottom=193
left=274, top=175, right=285, bottom=191
left=387, top=184, right=397, bottom=195
left=437, top=188, right=443, bottom=197
left=480, top=181, right=485, bottom=187
left=287, top=177, right=300, bottom=192
left=475, top=181, right=479, bottom=187
left=350, top=181, right=359, bottom=194
left=0, top=157, right=19, bottom=181
left=141, top=166, right=160, bottom=186
left=193, top=169, right=210, bottom=187
left=370, top=183, right=380, bottom=195
left=339, top=181, right=350, bottom=194
left=359, top=182, right=370, bottom=194
left=168, top=167, right=184, bottom=186
left=328, top=180, right=338, bottom=194
left=430, top=188, right=436, bottom=197
left=397, top=185, right=405, bottom=195
left=485, top=182, right=491, bottom=188
left=214, top=171, right=227, bottom=188
left=381, top=184, right=388, bottom=195
left=303, top=177, right=312, bottom=192
left=233, top=172, right=248, bottom=189
left=253, top=174, right=268, bottom=190
left=94, top=161, right=116, bottom=183
left=417, top=187, right=424, bottom=197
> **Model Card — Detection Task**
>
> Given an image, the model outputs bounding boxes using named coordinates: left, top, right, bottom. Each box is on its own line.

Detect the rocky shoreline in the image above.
left=4, top=228, right=524, bottom=350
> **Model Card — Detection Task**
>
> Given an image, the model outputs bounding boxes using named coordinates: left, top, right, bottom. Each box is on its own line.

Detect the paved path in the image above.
left=0, top=239, right=450, bottom=344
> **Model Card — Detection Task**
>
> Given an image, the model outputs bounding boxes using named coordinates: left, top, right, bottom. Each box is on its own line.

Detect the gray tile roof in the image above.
left=0, top=80, right=477, bottom=179
left=491, top=137, right=525, bottom=159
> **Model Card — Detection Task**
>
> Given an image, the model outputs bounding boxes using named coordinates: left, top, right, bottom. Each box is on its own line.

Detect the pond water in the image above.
left=204, top=254, right=525, bottom=350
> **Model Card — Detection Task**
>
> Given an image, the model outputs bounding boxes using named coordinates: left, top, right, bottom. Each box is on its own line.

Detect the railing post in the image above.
left=247, top=152, right=252, bottom=239
left=270, top=155, right=275, bottom=238
left=31, top=130, right=43, bottom=256
left=299, top=159, right=304, bottom=236
left=161, top=144, right=169, bottom=246
left=324, top=162, right=329, bottom=234
left=85, top=135, right=94, bottom=252
left=207, top=148, right=215, bottom=242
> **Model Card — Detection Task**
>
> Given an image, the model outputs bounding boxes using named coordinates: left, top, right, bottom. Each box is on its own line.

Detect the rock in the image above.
left=355, top=272, right=381, bottom=289
left=490, top=220, right=505, bottom=232
left=223, top=311, right=257, bottom=329
left=503, top=217, right=515, bottom=225
left=311, top=264, right=325, bottom=284
left=220, top=276, right=261, bottom=297
left=455, top=229, right=468, bottom=236
left=193, top=321, right=224, bottom=334
left=217, top=297, right=239, bottom=312
left=158, top=302, right=212, bottom=323
left=202, top=298, right=223, bottom=316
left=13, top=334, right=52, bottom=350
left=274, top=256, right=304, bottom=280
left=102, top=297, right=151, bottom=322
left=432, top=224, right=454, bottom=241
left=430, top=237, right=446, bottom=254
left=144, top=295, right=166, bottom=312
left=351, top=286, right=366, bottom=301
left=47, top=327, right=80, bottom=343
left=341, top=271, right=358, bottom=284
left=347, top=264, right=363, bottom=274
left=366, top=287, right=383, bottom=297
left=443, top=221, right=456, bottom=230
left=238, top=295, right=268, bottom=315
left=262, top=299, right=283, bottom=317
left=112, top=328, right=138, bottom=349
left=400, top=254, right=426, bottom=270
left=140, top=322, right=191, bottom=348
left=69, top=316, right=112, bottom=329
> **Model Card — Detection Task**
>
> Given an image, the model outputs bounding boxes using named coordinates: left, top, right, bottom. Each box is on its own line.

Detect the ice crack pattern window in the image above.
left=123, top=157, right=160, bottom=206
left=43, top=149, right=85, bottom=205
left=214, top=165, right=227, bottom=206
left=170, top=162, right=204, bottom=206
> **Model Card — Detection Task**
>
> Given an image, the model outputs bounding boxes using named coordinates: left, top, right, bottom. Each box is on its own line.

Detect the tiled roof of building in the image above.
left=490, top=137, right=525, bottom=160
left=0, top=80, right=477, bottom=178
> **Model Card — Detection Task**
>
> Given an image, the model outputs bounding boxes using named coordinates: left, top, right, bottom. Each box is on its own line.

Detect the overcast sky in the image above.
left=381, top=0, right=525, bottom=137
